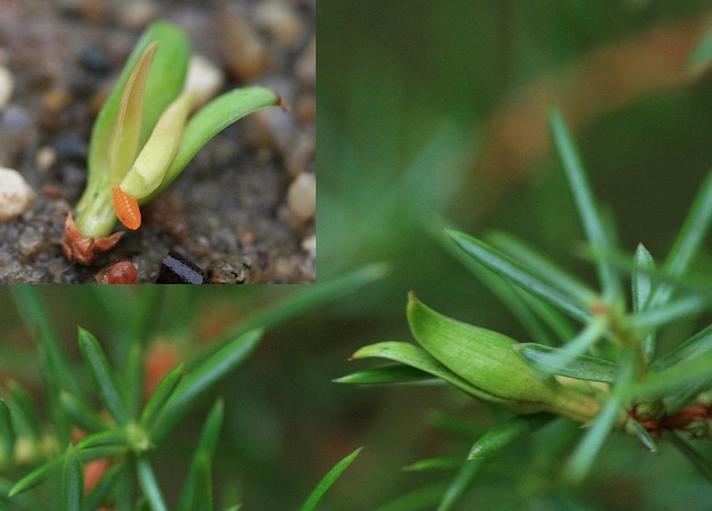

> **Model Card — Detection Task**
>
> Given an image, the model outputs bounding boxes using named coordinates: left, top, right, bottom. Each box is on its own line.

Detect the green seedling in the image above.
left=341, top=108, right=712, bottom=505
left=64, top=21, right=282, bottom=264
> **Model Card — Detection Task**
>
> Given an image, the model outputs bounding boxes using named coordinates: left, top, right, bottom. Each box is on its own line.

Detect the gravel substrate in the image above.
left=0, top=0, right=315, bottom=283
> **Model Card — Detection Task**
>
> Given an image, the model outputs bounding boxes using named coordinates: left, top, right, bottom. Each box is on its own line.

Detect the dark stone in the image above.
left=78, top=46, right=111, bottom=75
left=156, top=250, right=205, bottom=284
left=53, top=133, right=87, bottom=162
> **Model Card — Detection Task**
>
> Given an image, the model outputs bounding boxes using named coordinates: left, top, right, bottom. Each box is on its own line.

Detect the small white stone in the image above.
left=0, top=66, right=14, bottom=110
left=36, top=146, right=57, bottom=171
left=120, top=0, right=158, bottom=29
left=184, top=54, right=225, bottom=107
left=287, top=172, right=316, bottom=223
left=301, top=233, right=316, bottom=254
left=0, top=167, right=36, bottom=222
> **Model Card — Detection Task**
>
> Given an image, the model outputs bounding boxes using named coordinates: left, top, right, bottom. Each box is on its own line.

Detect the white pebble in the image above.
left=120, top=0, right=158, bottom=29
left=0, top=167, right=35, bottom=222
left=36, top=146, right=57, bottom=171
left=0, top=66, right=13, bottom=110
left=287, top=172, right=316, bottom=222
left=301, top=233, right=316, bottom=255
left=184, top=54, right=225, bottom=107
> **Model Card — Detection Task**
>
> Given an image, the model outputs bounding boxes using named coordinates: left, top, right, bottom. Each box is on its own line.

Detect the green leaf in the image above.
left=372, top=484, right=447, bottom=511
left=76, top=430, right=127, bottom=450
left=668, top=432, right=712, bottom=482
left=688, top=30, right=712, bottom=76
left=115, top=462, right=135, bottom=511
left=9, top=288, right=82, bottom=398
left=633, top=244, right=657, bottom=360
left=77, top=328, right=129, bottom=426
left=60, top=392, right=107, bottom=434
left=193, top=452, right=213, bottom=511
left=402, top=457, right=461, bottom=472
left=85, top=21, right=190, bottom=194
left=632, top=244, right=655, bottom=313
left=140, top=364, right=184, bottom=431
left=334, top=364, right=439, bottom=385
left=9, top=457, right=63, bottom=497
left=152, top=329, right=261, bottom=443
left=0, top=399, right=15, bottom=459
left=626, top=420, right=658, bottom=453
left=437, top=458, right=482, bottom=511
left=350, top=341, right=510, bottom=406
left=629, top=350, right=712, bottom=399
left=487, top=230, right=597, bottom=306
left=435, top=226, right=553, bottom=344
left=564, top=349, right=636, bottom=483
left=515, top=342, right=616, bottom=383
left=467, top=414, right=553, bottom=460
left=653, top=324, right=712, bottom=370
left=0, top=476, right=43, bottom=509
left=121, top=92, right=196, bottom=199
left=122, top=341, right=145, bottom=421
left=137, top=458, right=168, bottom=511
left=514, top=288, right=576, bottom=342
left=83, top=462, right=123, bottom=511
left=107, top=42, right=158, bottom=183
left=148, top=86, right=281, bottom=200
left=178, top=400, right=224, bottom=511
left=650, top=171, right=712, bottom=309
left=627, top=295, right=710, bottom=331
left=548, top=108, right=621, bottom=301
left=406, top=294, right=563, bottom=409
left=62, top=448, right=83, bottom=511
left=7, top=380, right=42, bottom=440
left=298, top=447, right=362, bottom=511
left=446, top=230, right=591, bottom=322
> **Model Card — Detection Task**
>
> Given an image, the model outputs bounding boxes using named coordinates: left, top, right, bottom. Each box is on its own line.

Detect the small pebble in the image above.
left=287, top=172, right=316, bottom=222
left=0, top=66, right=13, bottom=110
left=0, top=167, right=36, bottom=222
left=296, top=37, right=315, bottom=86
left=294, top=94, right=316, bottom=124
left=120, top=0, right=158, bottom=29
left=301, top=234, right=316, bottom=255
left=18, top=227, right=43, bottom=257
left=254, top=1, right=305, bottom=48
left=36, top=147, right=57, bottom=171
left=286, top=131, right=315, bottom=176
left=246, top=107, right=295, bottom=153
left=184, top=54, right=225, bottom=106
left=54, top=133, right=88, bottom=162
left=221, top=14, right=270, bottom=81
left=209, top=256, right=248, bottom=284
left=79, top=46, right=111, bottom=75
left=2, top=105, right=30, bottom=130
left=42, top=89, right=73, bottom=112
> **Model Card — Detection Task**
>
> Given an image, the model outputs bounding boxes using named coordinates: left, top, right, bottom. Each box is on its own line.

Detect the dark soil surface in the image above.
left=0, top=0, right=315, bottom=283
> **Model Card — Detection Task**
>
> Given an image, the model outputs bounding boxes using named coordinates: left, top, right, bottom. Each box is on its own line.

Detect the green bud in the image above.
left=406, top=293, right=599, bottom=422
left=685, top=418, right=711, bottom=439
left=632, top=400, right=664, bottom=421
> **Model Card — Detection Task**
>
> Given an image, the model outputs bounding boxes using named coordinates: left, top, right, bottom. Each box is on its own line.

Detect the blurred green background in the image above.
left=3, top=0, right=712, bottom=509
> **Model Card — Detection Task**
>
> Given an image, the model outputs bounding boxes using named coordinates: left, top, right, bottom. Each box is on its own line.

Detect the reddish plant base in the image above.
left=62, top=212, right=124, bottom=265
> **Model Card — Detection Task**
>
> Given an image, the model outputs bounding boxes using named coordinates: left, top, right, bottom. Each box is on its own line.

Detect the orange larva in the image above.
left=112, top=185, right=141, bottom=230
